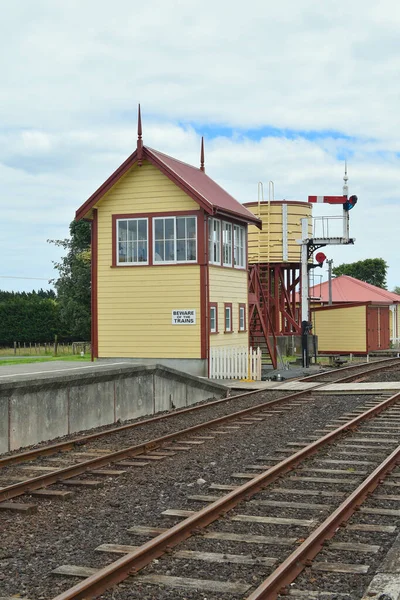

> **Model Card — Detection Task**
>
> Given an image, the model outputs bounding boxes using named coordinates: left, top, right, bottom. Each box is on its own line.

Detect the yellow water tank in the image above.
left=244, top=201, right=312, bottom=264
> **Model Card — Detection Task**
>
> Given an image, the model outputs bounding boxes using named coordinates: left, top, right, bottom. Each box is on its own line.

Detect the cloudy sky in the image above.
left=1, top=0, right=400, bottom=292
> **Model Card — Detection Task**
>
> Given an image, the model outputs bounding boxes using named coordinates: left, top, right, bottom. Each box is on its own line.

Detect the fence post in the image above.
left=54, top=335, right=58, bottom=356
left=14, top=341, right=16, bottom=355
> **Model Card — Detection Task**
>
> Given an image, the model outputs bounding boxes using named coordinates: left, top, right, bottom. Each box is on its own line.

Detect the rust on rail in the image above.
left=51, top=390, right=400, bottom=600
left=2, top=355, right=398, bottom=470
left=246, top=443, right=400, bottom=599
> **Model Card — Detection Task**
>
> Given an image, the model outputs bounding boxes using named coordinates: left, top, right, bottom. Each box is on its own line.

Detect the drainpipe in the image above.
left=327, top=259, right=334, bottom=306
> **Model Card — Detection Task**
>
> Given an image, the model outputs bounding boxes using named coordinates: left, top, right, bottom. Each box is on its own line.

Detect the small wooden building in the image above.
left=309, top=275, right=400, bottom=352
left=75, top=110, right=261, bottom=376
left=312, top=302, right=390, bottom=354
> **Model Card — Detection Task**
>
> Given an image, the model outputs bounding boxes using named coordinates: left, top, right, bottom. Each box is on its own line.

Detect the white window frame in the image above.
left=117, top=218, right=148, bottom=266
left=210, top=305, right=217, bottom=333
left=222, top=221, right=233, bottom=267
left=153, top=216, right=197, bottom=264
left=224, top=304, right=232, bottom=333
left=239, top=304, right=246, bottom=331
left=234, top=224, right=246, bottom=269
left=208, top=218, right=221, bottom=265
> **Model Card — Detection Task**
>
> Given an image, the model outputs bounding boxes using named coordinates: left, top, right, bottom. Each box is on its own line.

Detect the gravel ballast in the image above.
left=1, top=388, right=399, bottom=599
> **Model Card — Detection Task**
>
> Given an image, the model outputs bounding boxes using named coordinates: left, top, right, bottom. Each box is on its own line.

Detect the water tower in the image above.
left=244, top=197, right=312, bottom=367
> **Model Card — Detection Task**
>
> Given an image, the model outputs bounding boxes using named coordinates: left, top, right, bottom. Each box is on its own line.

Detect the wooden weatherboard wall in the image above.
left=312, top=304, right=367, bottom=353
left=208, top=267, right=249, bottom=348
left=96, top=161, right=202, bottom=359
left=245, top=201, right=312, bottom=264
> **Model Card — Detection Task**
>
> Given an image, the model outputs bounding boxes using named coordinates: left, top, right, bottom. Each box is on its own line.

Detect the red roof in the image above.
left=309, top=275, right=400, bottom=304
left=76, top=145, right=261, bottom=227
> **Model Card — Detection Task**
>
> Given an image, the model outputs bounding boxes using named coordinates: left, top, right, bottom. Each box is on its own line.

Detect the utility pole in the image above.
left=327, top=259, right=334, bottom=305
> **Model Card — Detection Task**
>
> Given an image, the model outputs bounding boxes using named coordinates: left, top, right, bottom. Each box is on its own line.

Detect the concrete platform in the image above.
left=321, top=382, right=400, bottom=394
left=0, top=359, right=128, bottom=381
left=221, top=380, right=400, bottom=395
left=0, top=362, right=228, bottom=454
left=212, top=365, right=327, bottom=391
left=361, top=532, right=400, bottom=599
left=274, top=381, right=321, bottom=391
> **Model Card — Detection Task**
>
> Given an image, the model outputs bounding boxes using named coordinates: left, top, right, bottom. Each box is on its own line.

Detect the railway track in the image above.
left=1, top=357, right=400, bottom=600
left=1, top=357, right=399, bottom=509
left=48, top=391, right=400, bottom=600
left=302, top=355, right=400, bottom=383
left=3, top=357, right=398, bottom=467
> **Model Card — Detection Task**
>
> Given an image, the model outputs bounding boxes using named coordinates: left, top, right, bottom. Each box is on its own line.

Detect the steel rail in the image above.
left=246, top=444, right=400, bottom=599
left=300, top=355, right=400, bottom=381
left=51, top=391, right=400, bottom=600
left=0, top=386, right=313, bottom=502
left=1, top=358, right=399, bottom=501
left=2, top=356, right=398, bottom=469
left=0, top=386, right=288, bottom=468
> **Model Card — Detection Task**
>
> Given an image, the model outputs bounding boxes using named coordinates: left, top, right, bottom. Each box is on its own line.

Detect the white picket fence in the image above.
left=210, top=346, right=262, bottom=380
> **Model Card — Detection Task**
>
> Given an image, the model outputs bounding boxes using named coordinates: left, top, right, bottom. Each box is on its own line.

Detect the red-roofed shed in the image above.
left=309, top=276, right=400, bottom=353
left=309, top=275, right=400, bottom=305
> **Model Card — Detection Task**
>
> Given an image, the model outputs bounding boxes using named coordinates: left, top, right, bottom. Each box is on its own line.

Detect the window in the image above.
left=234, top=225, right=245, bottom=268
left=209, top=218, right=246, bottom=269
left=222, top=222, right=232, bottom=266
left=208, top=218, right=221, bottom=264
left=209, top=303, right=218, bottom=333
left=239, top=303, right=246, bottom=331
left=154, top=216, right=197, bottom=263
left=117, top=218, right=148, bottom=265
left=177, top=216, right=197, bottom=262
left=224, top=303, right=232, bottom=333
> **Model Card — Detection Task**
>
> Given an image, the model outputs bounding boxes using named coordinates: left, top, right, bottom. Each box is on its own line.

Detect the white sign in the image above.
left=172, top=309, right=196, bottom=325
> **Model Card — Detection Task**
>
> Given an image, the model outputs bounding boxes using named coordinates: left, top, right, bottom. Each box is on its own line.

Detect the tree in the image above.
left=0, top=292, right=60, bottom=344
left=49, top=220, right=91, bottom=340
left=392, top=286, right=400, bottom=296
left=332, top=258, right=388, bottom=289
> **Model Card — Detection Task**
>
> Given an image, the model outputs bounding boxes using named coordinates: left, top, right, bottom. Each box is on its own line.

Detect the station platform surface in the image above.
left=0, top=359, right=130, bottom=382
left=1, top=361, right=399, bottom=395
left=321, top=381, right=400, bottom=393
left=218, top=379, right=400, bottom=394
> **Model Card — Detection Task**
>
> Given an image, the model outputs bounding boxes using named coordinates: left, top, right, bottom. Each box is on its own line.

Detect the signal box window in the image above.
left=239, top=303, right=246, bottom=331
left=209, top=218, right=221, bottom=264
left=222, top=222, right=233, bottom=267
left=224, top=303, right=232, bottom=333
left=153, top=216, right=197, bottom=263
left=209, top=303, right=218, bottom=333
left=234, top=225, right=245, bottom=268
left=117, top=218, right=148, bottom=265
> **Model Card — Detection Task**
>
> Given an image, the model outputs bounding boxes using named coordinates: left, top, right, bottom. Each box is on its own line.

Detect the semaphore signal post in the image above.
left=300, top=164, right=358, bottom=367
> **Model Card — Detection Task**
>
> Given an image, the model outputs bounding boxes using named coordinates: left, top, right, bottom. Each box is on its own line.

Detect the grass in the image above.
left=0, top=354, right=92, bottom=366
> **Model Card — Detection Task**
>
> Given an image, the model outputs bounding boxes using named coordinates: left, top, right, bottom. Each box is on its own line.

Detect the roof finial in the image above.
left=200, top=136, right=205, bottom=172
left=137, top=104, right=143, bottom=167
left=343, top=160, right=348, bottom=197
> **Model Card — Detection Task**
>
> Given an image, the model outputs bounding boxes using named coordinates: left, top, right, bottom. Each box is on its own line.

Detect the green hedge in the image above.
left=0, top=291, right=61, bottom=344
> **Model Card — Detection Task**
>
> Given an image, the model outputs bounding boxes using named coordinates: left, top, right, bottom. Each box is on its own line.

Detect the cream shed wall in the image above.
left=312, top=305, right=366, bottom=353
left=96, top=161, right=202, bottom=361
left=209, top=267, right=249, bottom=347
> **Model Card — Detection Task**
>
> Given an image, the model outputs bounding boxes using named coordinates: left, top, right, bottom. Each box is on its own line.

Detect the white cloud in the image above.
left=1, top=0, right=399, bottom=291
